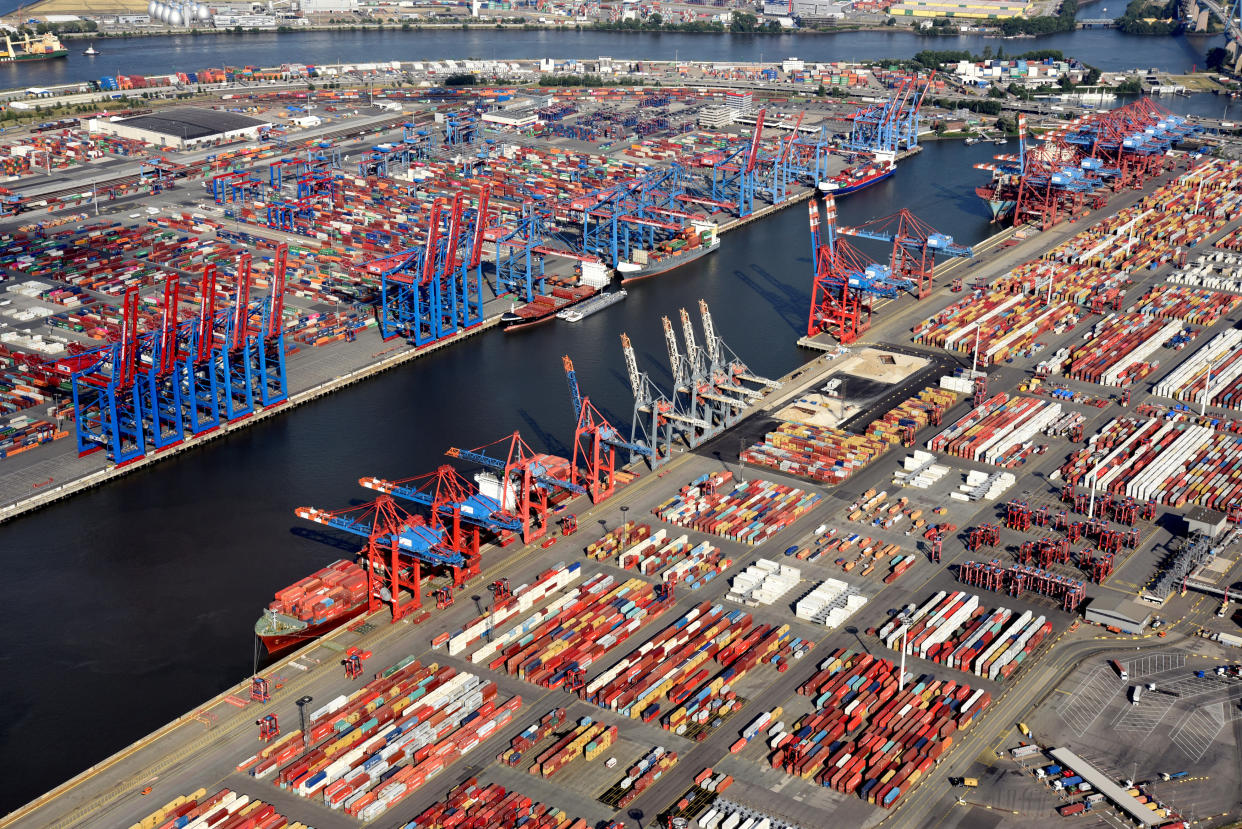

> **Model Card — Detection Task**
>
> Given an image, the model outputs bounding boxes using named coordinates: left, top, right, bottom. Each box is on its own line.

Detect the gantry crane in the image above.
left=447, top=432, right=586, bottom=544
left=837, top=209, right=974, bottom=298
left=710, top=109, right=765, bottom=217
left=621, top=331, right=703, bottom=463
left=359, top=464, right=524, bottom=535
left=369, top=188, right=488, bottom=344
left=563, top=355, right=651, bottom=502
left=806, top=196, right=905, bottom=344
left=58, top=246, right=287, bottom=463
left=295, top=494, right=477, bottom=622
left=842, top=74, right=932, bottom=156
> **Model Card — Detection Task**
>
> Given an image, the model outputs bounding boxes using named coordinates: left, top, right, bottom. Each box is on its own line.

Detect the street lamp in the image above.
left=295, top=695, right=314, bottom=752
left=895, top=613, right=911, bottom=691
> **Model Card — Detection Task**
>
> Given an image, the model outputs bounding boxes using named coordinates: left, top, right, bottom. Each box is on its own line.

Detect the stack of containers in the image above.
left=794, top=579, right=869, bottom=629
left=585, top=522, right=653, bottom=561
left=259, top=658, right=523, bottom=822
left=583, top=600, right=804, bottom=732
left=1153, top=329, right=1242, bottom=410
left=929, top=393, right=1063, bottom=467
left=496, top=707, right=566, bottom=767
left=125, top=788, right=308, bottom=829
left=742, top=388, right=955, bottom=485
left=727, top=559, right=801, bottom=606
left=1134, top=284, right=1242, bottom=326
left=406, top=778, right=621, bottom=829
left=614, top=747, right=679, bottom=808
left=653, top=478, right=822, bottom=544
left=877, top=593, right=1053, bottom=680
left=741, top=422, right=890, bottom=484
left=776, top=648, right=990, bottom=807
left=473, top=573, right=675, bottom=688
left=530, top=717, right=617, bottom=778
left=443, top=562, right=581, bottom=656
left=1066, top=313, right=1182, bottom=386
left=1063, top=417, right=1242, bottom=510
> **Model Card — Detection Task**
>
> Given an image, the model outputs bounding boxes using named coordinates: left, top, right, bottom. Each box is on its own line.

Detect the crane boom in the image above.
left=745, top=108, right=766, bottom=173
left=621, top=333, right=643, bottom=401
left=663, top=315, right=686, bottom=390
left=680, top=307, right=703, bottom=378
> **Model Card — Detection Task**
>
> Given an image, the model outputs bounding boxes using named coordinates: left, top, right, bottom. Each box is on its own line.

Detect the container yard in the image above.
left=9, top=59, right=1242, bottom=829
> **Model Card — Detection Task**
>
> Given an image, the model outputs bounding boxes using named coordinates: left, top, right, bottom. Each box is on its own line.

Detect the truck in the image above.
left=1159, top=771, right=1188, bottom=781
left=1130, top=685, right=1143, bottom=705
left=1216, top=631, right=1242, bottom=648
left=1111, top=659, right=1129, bottom=681
left=1057, top=802, right=1086, bottom=816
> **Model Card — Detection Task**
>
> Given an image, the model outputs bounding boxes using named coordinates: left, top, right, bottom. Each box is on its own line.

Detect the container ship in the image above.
left=1, top=33, right=68, bottom=64
left=501, top=284, right=597, bottom=332
left=255, top=559, right=370, bottom=655
left=818, top=159, right=894, bottom=196
left=617, top=227, right=719, bottom=285
left=556, top=289, right=627, bottom=322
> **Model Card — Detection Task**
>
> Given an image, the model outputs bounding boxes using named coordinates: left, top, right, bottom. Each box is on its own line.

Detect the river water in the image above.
left=0, top=20, right=1230, bottom=813
left=0, top=26, right=1228, bottom=90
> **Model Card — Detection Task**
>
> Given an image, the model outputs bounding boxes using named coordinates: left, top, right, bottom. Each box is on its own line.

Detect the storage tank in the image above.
left=169, top=5, right=184, bottom=25
left=148, top=0, right=158, bottom=16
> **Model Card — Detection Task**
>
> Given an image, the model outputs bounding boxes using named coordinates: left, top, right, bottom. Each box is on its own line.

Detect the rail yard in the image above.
left=2, top=58, right=1242, bottom=829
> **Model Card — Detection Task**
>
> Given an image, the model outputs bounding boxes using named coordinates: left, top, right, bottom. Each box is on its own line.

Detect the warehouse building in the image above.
left=1185, top=506, right=1228, bottom=538
left=87, top=107, right=271, bottom=150
left=1083, top=593, right=1151, bottom=634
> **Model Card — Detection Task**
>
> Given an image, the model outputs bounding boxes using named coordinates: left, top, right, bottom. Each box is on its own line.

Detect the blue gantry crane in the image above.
left=369, top=188, right=488, bottom=344
left=842, top=74, right=932, bottom=156
left=56, top=247, right=288, bottom=463
left=710, top=109, right=765, bottom=218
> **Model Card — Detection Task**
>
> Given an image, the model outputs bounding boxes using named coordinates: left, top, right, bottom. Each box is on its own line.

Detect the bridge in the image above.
left=1188, top=0, right=1242, bottom=68
left=1076, top=18, right=1116, bottom=26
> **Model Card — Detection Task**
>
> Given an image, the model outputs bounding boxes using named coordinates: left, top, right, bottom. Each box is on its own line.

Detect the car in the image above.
left=784, top=545, right=799, bottom=557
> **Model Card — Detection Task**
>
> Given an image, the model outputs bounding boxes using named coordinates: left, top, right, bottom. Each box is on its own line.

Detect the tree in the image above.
left=1206, top=47, right=1229, bottom=72
left=885, top=16, right=895, bottom=25
left=988, top=85, right=1006, bottom=98
left=982, top=45, right=993, bottom=60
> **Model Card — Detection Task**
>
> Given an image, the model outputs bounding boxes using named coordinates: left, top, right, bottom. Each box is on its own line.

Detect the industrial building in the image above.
left=888, top=0, right=1030, bottom=17
left=761, top=0, right=848, bottom=19
left=1048, top=748, right=1162, bottom=826
left=1083, top=593, right=1152, bottom=634
left=87, top=107, right=271, bottom=149
left=698, top=104, right=737, bottom=129
left=1185, top=505, right=1229, bottom=538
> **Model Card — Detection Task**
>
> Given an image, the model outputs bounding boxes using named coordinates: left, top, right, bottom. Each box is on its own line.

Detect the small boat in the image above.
left=83, top=44, right=99, bottom=55
left=964, top=136, right=980, bottom=145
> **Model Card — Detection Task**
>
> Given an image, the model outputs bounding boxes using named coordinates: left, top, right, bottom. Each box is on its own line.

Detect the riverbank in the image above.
left=35, top=20, right=964, bottom=40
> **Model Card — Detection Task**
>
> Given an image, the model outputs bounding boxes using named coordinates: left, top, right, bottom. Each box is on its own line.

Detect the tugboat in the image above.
left=84, top=44, right=100, bottom=56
